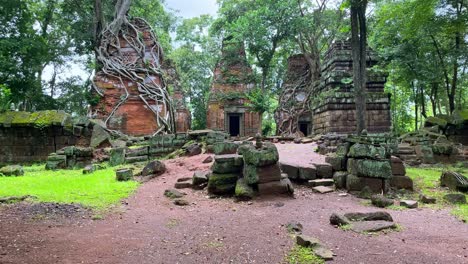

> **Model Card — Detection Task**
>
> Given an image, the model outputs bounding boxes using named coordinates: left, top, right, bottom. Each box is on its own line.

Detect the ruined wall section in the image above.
left=312, top=41, right=391, bottom=134
left=0, top=111, right=92, bottom=164
left=162, top=59, right=191, bottom=133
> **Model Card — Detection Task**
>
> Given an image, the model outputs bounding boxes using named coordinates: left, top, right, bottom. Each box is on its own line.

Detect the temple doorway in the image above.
left=228, top=114, right=241, bottom=136
left=298, top=121, right=310, bottom=136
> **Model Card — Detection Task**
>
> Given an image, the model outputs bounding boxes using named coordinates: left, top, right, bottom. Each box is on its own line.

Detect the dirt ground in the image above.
left=0, top=143, right=467, bottom=264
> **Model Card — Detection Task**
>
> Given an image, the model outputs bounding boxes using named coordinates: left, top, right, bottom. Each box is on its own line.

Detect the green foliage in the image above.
left=0, top=84, right=12, bottom=111
left=0, top=164, right=139, bottom=210
left=285, top=245, right=325, bottom=264
left=171, top=15, right=219, bottom=130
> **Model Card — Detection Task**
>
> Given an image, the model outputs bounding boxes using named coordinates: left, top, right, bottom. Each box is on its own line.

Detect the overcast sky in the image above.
left=164, top=0, right=218, bottom=18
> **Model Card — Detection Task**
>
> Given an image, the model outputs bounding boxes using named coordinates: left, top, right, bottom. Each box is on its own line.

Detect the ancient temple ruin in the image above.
left=275, top=54, right=314, bottom=137
left=206, top=37, right=260, bottom=137
left=276, top=41, right=391, bottom=136
left=312, top=41, right=391, bottom=134
left=162, top=59, right=191, bottom=133
left=91, top=18, right=175, bottom=136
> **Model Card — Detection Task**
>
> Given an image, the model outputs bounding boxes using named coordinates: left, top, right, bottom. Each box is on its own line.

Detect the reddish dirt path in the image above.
left=1, top=143, right=468, bottom=264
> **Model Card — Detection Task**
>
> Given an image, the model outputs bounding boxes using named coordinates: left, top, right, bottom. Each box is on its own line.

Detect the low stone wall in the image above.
left=0, top=111, right=92, bottom=165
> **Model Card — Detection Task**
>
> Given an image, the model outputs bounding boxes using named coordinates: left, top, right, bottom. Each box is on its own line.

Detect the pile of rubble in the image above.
left=170, top=135, right=294, bottom=201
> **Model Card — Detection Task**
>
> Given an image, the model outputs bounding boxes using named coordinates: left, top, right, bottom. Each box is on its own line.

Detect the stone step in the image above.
left=308, top=179, right=335, bottom=187
left=312, top=186, right=335, bottom=194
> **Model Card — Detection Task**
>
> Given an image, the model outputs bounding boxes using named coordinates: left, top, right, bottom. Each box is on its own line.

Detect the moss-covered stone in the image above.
left=213, top=141, right=239, bottom=155
left=425, top=116, right=448, bottom=128
left=90, top=124, right=111, bottom=148
left=235, top=178, right=255, bottom=201
left=116, top=168, right=133, bottom=181
left=432, top=143, right=453, bottom=155
left=325, top=153, right=346, bottom=171
left=0, top=110, right=72, bottom=128
left=0, top=165, right=24, bottom=176
left=109, top=147, right=126, bottom=166
left=242, top=143, right=279, bottom=167
left=207, top=173, right=238, bottom=195
left=347, top=159, right=392, bottom=179
left=243, top=164, right=258, bottom=185
left=212, top=154, right=243, bottom=174
left=45, top=154, right=67, bottom=170
left=348, top=143, right=387, bottom=160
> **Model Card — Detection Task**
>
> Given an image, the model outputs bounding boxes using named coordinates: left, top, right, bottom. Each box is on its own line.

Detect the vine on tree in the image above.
left=91, top=0, right=175, bottom=135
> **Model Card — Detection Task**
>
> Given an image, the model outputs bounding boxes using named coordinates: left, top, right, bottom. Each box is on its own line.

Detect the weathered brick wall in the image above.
left=311, top=40, right=391, bottom=134
left=0, top=111, right=91, bottom=165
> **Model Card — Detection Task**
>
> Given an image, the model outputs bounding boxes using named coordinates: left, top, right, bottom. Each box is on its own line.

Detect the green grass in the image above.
left=406, top=166, right=468, bottom=222
left=0, top=164, right=139, bottom=210
left=285, top=245, right=324, bottom=264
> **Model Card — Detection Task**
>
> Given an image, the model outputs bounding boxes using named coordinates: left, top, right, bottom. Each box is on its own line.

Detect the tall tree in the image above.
left=350, top=0, right=368, bottom=134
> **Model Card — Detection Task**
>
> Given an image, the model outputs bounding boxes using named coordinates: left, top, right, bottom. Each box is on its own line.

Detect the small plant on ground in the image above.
left=285, top=245, right=324, bottom=264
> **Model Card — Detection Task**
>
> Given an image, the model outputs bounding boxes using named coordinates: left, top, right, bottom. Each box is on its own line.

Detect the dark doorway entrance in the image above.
left=228, top=114, right=241, bottom=136
left=298, top=122, right=309, bottom=136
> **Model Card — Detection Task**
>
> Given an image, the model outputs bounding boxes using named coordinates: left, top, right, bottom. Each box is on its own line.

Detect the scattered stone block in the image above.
left=286, top=221, right=303, bottom=233
left=207, top=173, right=238, bottom=195
left=173, top=198, right=190, bottom=206
left=235, top=178, right=255, bottom=201
left=444, top=193, right=467, bottom=204
left=212, top=154, right=243, bottom=174
left=192, top=171, right=209, bottom=187
left=109, top=147, right=126, bottom=166
left=350, top=221, right=397, bottom=233
left=177, top=177, right=192, bottom=182
left=313, top=246, right=334, bottom=261
left=164, top=189, right=185, bottom=199
left=333, top=171, right=347, bottom=189
left=400, top=200, right=418, bottom=209
left=440, top=171, right=468, bottom=192
left=174, top=180, right=193, bottom=189
left=45, top=154, right=67, bottom=170
left=371, top=195, right=394, bottom=208
left=184, top=143, right=202, bottom=156
left=141, top=160, right=166, bottom=177
left=0, top=165, right=24, bottom=176
left=90, top=124, right=110, bottom=148
left=202, top=156, right=213, bottom=163
left=308, top=179, right=334, bottom=187
left=390, top=175, right=414, bottom=190
left=312, top=186, right=334, bottom=194
left=116, top=168, right=133, bottom=181
left=296, top=235, right=320, bottom=248
left=419, top=194, right=436, bottom=204
left=82, top=164, right=97, bottom=174
left=313, top=163, right=333, bottom=178
left=126, top=146, right=149, bottom=157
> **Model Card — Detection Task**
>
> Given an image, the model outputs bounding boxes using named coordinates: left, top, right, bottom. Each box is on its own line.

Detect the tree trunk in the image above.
left=430, top=82, right=437, bottom=116
left=351, top=0, right=368, bottom=135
